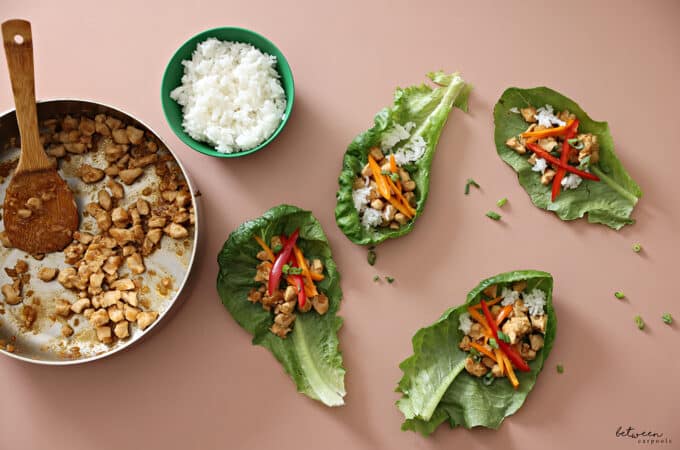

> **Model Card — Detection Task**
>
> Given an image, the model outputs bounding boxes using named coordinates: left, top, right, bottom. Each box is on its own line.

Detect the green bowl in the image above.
left=161, top=27, right=295, bottom=158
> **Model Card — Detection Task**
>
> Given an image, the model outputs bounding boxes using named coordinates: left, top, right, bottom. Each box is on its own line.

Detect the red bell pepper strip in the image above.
left=480, top=300, right=531, bottom=373
left=268, top=229, right=299, bottom=295
left=551, top=119, right=580, bottom=201
left=525, top=143, right=600, bottom=181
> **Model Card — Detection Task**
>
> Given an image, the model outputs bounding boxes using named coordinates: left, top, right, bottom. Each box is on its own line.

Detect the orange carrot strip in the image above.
left=471, top=297, right=502, bottom=310
left=496, top=304, right=514, bottom=325
left=467, top=307, right=492, bottom=335
left=520, top=119, right=574, bottom=139
left=389, top=154, right=397, bottom=173
left=310, top=272, right=325, bottom=281
left=386, top=176, right=415, bottom=216
left=254, top=236, right=275, bottom=262
left=503, top=353, right=519, bottom=389
left=368, top=153, right=391, bottom=200
left=387, top=196, right=415, bottom=219
left=495, top=349, right=505, bottom=376
left=470, top=342, right=497, bottom=362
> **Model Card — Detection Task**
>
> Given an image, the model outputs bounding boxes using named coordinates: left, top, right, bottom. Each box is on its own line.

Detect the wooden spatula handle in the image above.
left=2, top=19, right=51, bottom=172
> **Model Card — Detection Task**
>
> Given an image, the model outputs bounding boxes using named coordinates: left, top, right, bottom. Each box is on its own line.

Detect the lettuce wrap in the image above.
left=335, top=71, right=471, bottom=245
left=217, top=205, right=345, bottom=406
left=494, top=87, right=642, bottom=230
left=396, top=270, right=556, bottom=435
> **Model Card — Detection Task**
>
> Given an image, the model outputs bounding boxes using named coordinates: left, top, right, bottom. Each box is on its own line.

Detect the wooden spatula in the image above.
left=2, top=19, right=78, bottom=255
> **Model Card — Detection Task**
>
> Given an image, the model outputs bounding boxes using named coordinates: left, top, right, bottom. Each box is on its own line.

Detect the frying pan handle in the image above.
left=2, top=20, right=49, bottom=171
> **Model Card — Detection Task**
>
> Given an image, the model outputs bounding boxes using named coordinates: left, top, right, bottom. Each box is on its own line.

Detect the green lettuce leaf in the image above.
left=396, top=270, right=556, bottom=434
left=216, top=205, right=345, bottom=406
left=493, top=87, right=642, bottom=230
left=335, top=71, right=472, bottom=245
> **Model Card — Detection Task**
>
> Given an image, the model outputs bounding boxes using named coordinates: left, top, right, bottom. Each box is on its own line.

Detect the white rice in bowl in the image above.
left=170, top=38, right=287, bottom=153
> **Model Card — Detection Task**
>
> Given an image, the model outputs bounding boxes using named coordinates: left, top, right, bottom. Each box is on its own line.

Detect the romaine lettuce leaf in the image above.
left=335, top=71, right=471, bottom=245
left=494, top=87, right=642, bottom=230
left=396, top=270, right=556, bottom=434
left=216, top=205, right=345, bottom=406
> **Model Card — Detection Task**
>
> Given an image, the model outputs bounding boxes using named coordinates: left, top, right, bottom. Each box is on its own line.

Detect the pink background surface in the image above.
left=1, top=0, right=679, bottom=449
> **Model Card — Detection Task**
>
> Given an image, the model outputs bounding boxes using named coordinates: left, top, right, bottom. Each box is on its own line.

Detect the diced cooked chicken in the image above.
left=108, top=305, right=124, bottom=322
left=468, top=322, right=485, bottom=340
left=577, top=133, right=600, bottom=164
left=126, top=126, right=144, bottom=144
left=482, top=356, right=496, bottom=369
left=107, top=179, right=124, bottom=199
left=61, top=324, right=74, bottom=337
left=112, top=128, right=130, bottom=144
left=111, top=207, right=129, bottom=226
left=520, top=106, right=537, bottom=123
left=254, top=262, right=271, bottom=283
left=126, top=253, right=145, bottom=274
left=123, top=304, right=140, bottom=322
left=247, top=288, right=263, bottom=303
left=164, top=223, right=188, bottom=239
left=458, top=335, right=472, bottom=351
left=119, top=168, right=144, bottom=185
left=136, top=311, right=158, bottom=330
left=518, top=342, right=537, bottom=361
left=70, top=298, right=91, bottom=314
left=1, top=283, right=22, bottom=305
left=491, top=364, right=503, bottom=377
left=101, top=290, right=121, bottom=307
left=513, top=299, right=528, bottom=317
left=310, top=259, right=323, bottom=275
left=147, top=216, right=166, bottom=228
left=111, top=278, right=135, bottom=291
left=537, top=137, right=558, bottom=152
left=109, top=228, right=135, bottom=246
left=114, top=320, right=130, bottom=339
left=96, top=325, right=113, bottom=343
left=501, top=316, right=532, bottom=344
left=557, top=110, right=576, bottom=123
left=136, top=199, right=150, bottom=216
left=529, top=334, right=544, bottom=352
left=55, top=298, right=71, bottom=317
left=121, top=291, right=138, bottom=307
left=35, top=267, right=58, bottom=283
left=541, top=168, right=556, bottom=185
left=283, top=285, right=297, bottom=303
left=464, top=357, right=489, bottom=377
left=80, top=164, right=105, bottom=183
left=505, top=136, right=526, bottom=154
left=530, top=314, right=547, bottom=333
left=312, top=293, right=329, bottom=315
left=89, top=308, right=109, bottom=327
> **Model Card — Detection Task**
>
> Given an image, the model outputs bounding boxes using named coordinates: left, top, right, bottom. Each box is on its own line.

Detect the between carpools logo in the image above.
left=616, top=426, right=672, bottom=445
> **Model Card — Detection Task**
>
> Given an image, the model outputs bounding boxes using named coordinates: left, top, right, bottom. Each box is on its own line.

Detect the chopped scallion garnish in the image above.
left=385, top=276, right=395, bottom=284
left=662, top=313, right=673, bottom=325
left=614, top=291, right=625, bottom=299
left=486, top=211, right=501, bottom=221
left=367, top=247, right=376, bottom=266
left=632, top=243, right=642, bottom=253
left=556, top=364, right=564, bottom=374
left=634, top=315, right=645, bottom=330
left=497, top=331, right=511, bottom=343
left=464, top=178, right=480, bottom=195
left=488, top=338, right=499, bottom=349
left=496, top=198, right=508, bottom=208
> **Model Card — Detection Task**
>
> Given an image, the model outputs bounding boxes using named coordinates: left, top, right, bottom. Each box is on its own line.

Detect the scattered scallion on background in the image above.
left=496, top=198, right=508, bottom=208
left=632, top=243, right=642, bottom=253
left=486, top=211, right=501, bottom=221
left=488, top=338, right=499, bottom=349
left=464, top=178, right=480, bottom=195
left=373, top=275, right=380, bottom=282
left=497, top=331, right=511, bottom=343
left=385, top=276, right=395, bottom=284
left=367, top=247, right=376, bottom=266
left=614, top=291, right=625, bottom=299
left=556, top=364, right=564, bottom=374
left=634, top=315, right=645, bottom=330
left=662, top=313, right=673, bottom=325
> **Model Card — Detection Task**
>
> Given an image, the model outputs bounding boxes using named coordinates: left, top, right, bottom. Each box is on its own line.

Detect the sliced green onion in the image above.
left=389, top=173, right=400, bottom=182
left=496, top=198, right=508, bottom=208
left=486, top=211, right=501, bottom=221
left=367, top=248, right=376, bottom=266
left=385, top=276, right=395, bottom=284
left=483, top=371, right=495, bottom=385
left=634, top=315, right=645, bottom=330
left=497, top=331, right=511, bottom=343
left=373, top=275, right=380, bottom=282
left=556, top=364, right=564, bottom=374
left=381, top=169, right=391, bottom=176
left=662, top=313, right=673, bottom=325
left=568, top=138, right=584, bottom=150
left=465, top=178, right=480, bottom=195
left=272, top=244, right=282, bottom=254
left=632, top=243, right=642, bottom=253
left=488, top=338, right=499, bottom=349
left=614, top=291, right=625, bottom=299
